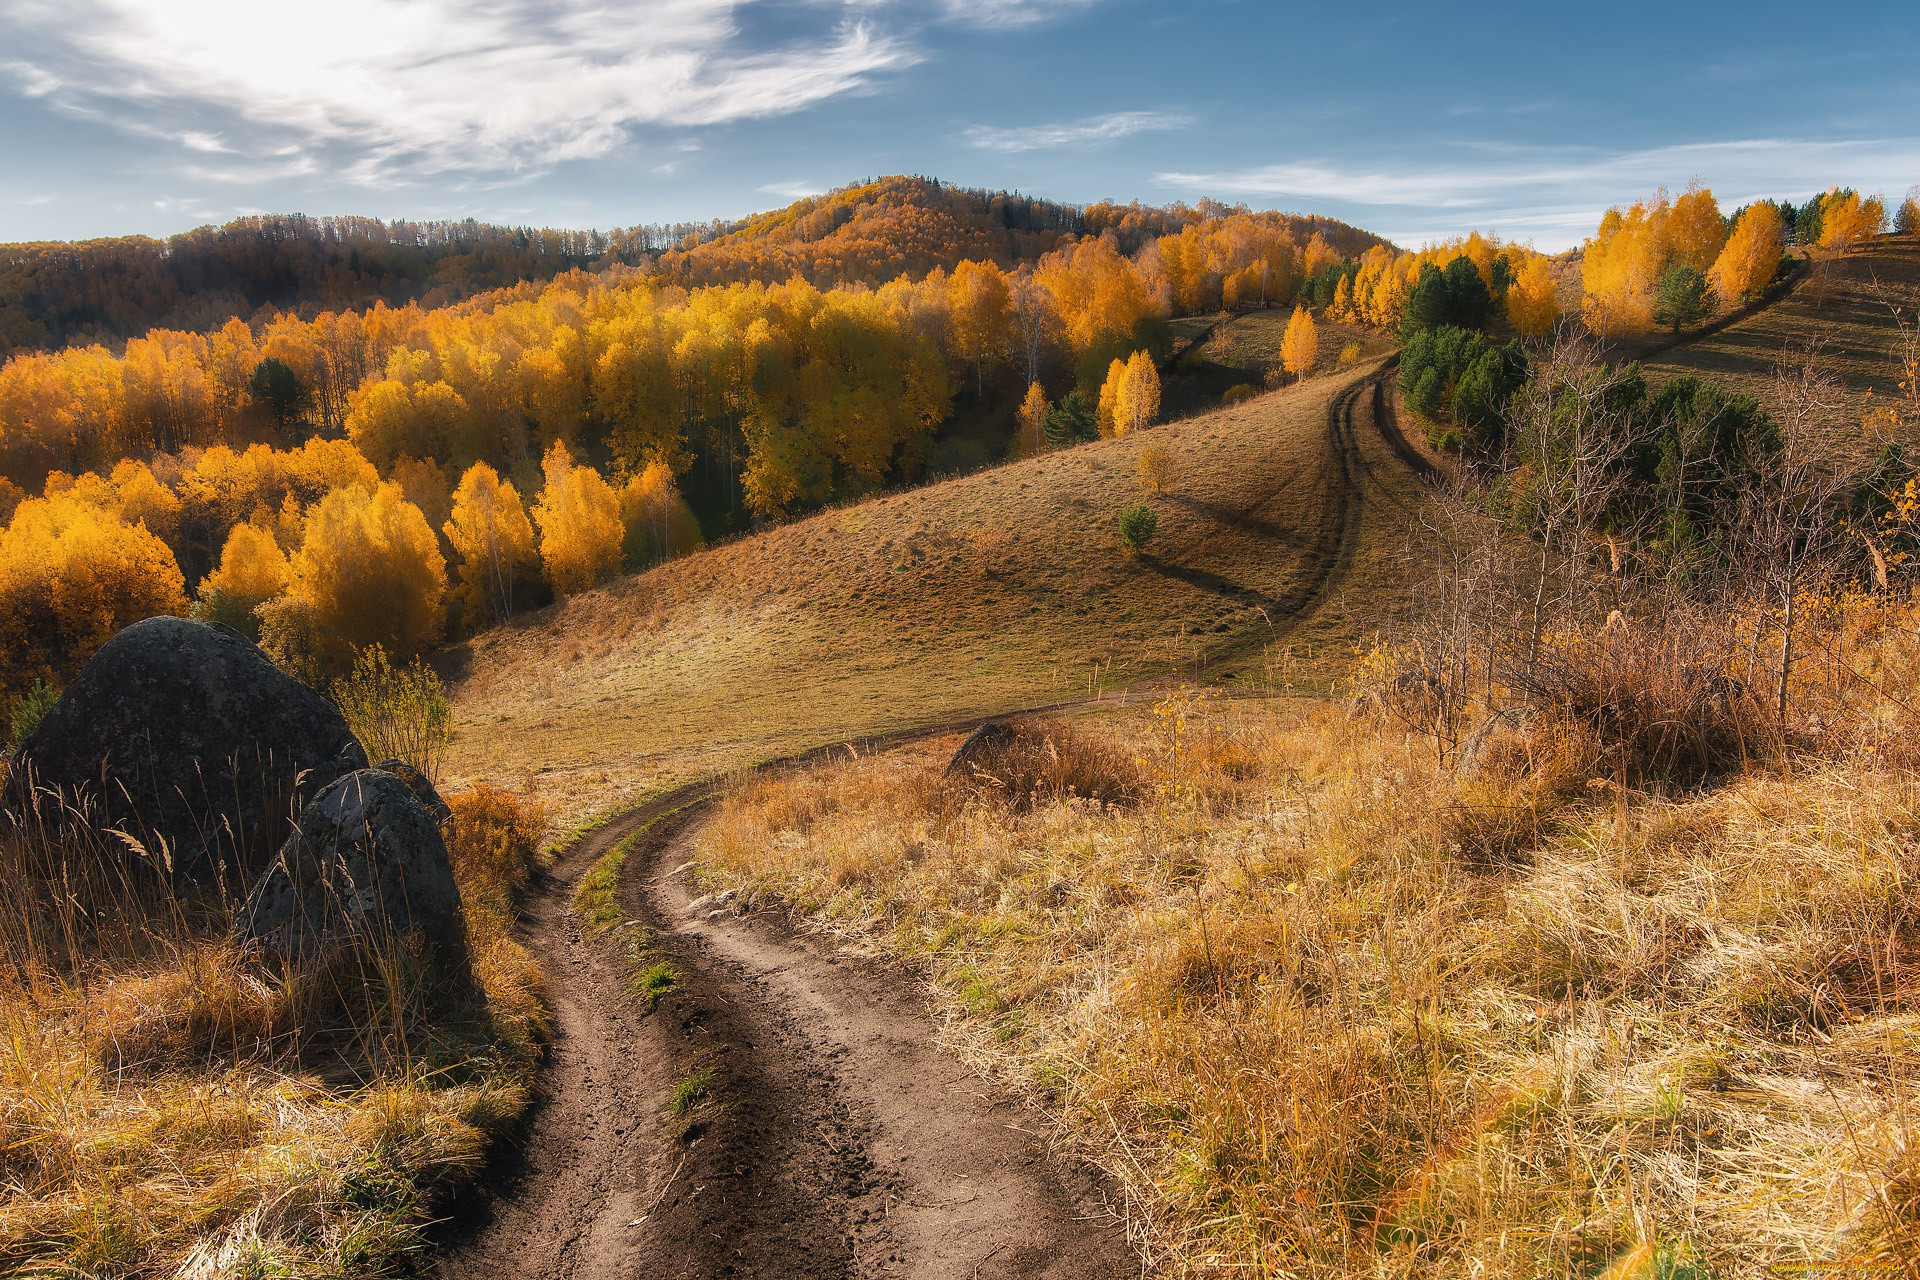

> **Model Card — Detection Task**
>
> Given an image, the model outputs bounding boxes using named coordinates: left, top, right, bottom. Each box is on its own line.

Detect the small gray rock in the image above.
left=235, top=768, right=465, bottom=965
left=945, top=722, right=1015, bottom=777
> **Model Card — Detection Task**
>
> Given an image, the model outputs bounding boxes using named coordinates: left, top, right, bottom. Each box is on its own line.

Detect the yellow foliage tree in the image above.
left=1018, top=381, right=1050, bottom=454
left=1819, top=188, right=1888, bottom=254
left=287, top=482, right=446, bottom=664
left=1580, top=196, right=1671, bottom=337
left=0, top=494, right=188, bottom=698
left=532, top=441, right=623, bottom=597
left=1111, top=350, right=1161, bottom=436
left=1281, top=306, right=1318, bottom=378
left=445, top=462, right=537, bottom=628
left=1505, top=255, right=1562, bottom=337
left=195, top=522, right=291, bottom=638
left=1097, top=358, right=1127, bottom=436
left=1710, top=203, right=1787, bottom=305
left=1668, top=183, right=1727, bottom=273
left=344, top=378, right=471, bottom=472
left=618, top=459, right=703, bottom=569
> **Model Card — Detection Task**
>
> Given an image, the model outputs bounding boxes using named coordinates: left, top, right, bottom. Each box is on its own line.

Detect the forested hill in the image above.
left=648, top=175, right=1393, bottom=289
left=0, top=215, right=682, bottom=357
left=0, top=180, right=1394, bottom=357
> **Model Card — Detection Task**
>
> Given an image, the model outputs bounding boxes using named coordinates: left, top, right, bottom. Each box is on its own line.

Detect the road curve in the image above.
left=439, top=362, right=1428, bottom=1278
left=438, top=779, right=1137, bottom=1280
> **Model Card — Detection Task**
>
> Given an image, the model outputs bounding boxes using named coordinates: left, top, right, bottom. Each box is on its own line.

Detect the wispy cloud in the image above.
left=758, top=181, right=823, bottom=200
left=937, top=0, right=1096, bottom=30
left=1159, top=137, right=1920, bottom=249
left=963, top=110, right=1191, bottom=153
left=2, top=0, right=918, bottom=183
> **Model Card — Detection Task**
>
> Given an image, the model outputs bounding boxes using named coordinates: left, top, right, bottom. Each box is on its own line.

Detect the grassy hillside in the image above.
left=1645, top=238, right=1920, bottom=421
left=444, top=354, right=1431, bottom=823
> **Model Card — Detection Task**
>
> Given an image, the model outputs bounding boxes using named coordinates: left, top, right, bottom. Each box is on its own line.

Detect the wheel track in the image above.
left=441, top=360, right=1433, bottom=1277
left=438, top=742, right=1136, bottom=1280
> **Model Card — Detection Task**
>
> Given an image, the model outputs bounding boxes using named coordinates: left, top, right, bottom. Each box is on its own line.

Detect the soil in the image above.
left=437, top=788, right=1138, bottom=1280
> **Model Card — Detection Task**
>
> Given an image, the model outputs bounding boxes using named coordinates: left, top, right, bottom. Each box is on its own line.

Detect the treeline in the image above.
left=0, top=215, right=682, bottom=357
left=0, top=194, right=1388, bottom=705
left=1580, top=184, right=1919, bottom=338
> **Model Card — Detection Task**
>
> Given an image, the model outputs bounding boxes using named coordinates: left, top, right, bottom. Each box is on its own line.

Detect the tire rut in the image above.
left=440, top=364, right=1428, bottom=1277
left=439, top=772, right=1136, bottom=1280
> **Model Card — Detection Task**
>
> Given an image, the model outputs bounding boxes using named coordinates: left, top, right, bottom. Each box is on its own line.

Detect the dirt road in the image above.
left=438, top=787, right=1137, bottom=1279
left=439, top=365, right=1430, bottom=1277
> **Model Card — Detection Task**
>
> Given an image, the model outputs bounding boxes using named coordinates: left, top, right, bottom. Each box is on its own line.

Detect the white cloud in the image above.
left=758, top=181, right=823, bottom=200
left=1159, top=137, right=1920, bottom=250
left=963, top=111, right=1191, bottom=153
left=939, top=0, right=1095, bottom=29
left=2, top=0, right=917, bottom=182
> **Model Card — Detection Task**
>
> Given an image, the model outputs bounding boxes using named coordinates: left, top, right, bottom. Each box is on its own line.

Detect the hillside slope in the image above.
left=1645, top=238, right=1920, bottom=421
left=445, top=359, right=1429, bottom=820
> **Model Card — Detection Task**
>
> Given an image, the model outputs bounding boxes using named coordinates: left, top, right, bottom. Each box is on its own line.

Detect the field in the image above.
left=691, top=688, right=1920, bottom=1277
left=1645, top=239, right=1920, bottom=422
left=444, top=357, right=1432, bottom=824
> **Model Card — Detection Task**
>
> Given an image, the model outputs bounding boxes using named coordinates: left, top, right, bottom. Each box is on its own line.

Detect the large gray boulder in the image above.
left=7, top=618, right=366, bottom=884
left=235, top=768, right=465, bottom=965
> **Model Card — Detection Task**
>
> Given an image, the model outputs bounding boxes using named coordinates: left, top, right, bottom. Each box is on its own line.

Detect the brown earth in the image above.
left=437, top=782, right=1139, bottom=1280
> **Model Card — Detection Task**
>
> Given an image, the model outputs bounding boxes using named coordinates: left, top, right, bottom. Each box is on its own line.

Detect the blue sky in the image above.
left=2, top=0, right=1916, bottom=250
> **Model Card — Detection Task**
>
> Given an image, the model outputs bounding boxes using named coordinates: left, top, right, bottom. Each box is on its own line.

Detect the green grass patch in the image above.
left=669, top=1066, right=715, bottom=1117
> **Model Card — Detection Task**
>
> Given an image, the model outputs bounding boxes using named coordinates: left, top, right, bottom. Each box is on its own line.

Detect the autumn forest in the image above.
left=2, top=174, right=1912, bottom=719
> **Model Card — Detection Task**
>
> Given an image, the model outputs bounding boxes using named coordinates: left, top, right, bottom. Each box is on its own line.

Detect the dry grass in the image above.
left=694, top=681, right=1920, bottom=1277
left=446, top=359, right=1429, bottom=827
left=1646, top=238, right=1920, bottom=425
left=0, top=785, right=548, bottom=1277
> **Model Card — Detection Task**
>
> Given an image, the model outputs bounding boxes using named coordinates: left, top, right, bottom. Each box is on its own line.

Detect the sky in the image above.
left=2, top=0, right=1917, bottom=251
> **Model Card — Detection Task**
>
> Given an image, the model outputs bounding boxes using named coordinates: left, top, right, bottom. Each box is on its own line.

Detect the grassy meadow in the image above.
left=445, top=358, right=1430, bottom=827
left=1645, top=238, right=1920, bottom=422
left=692, top=676, right=1920, bottom=1277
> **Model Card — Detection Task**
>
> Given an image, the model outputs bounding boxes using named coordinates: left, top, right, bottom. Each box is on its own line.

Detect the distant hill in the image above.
left=1, top=180, right=1393, bottom=360
left=649, top=175, right=1393, bottom=290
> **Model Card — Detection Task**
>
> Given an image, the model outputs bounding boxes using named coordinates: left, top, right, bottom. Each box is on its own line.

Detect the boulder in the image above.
left=235, top=768, right=465, bottom=964
left=945, top=722, right=1015, bottom=778
left=371, top=758, right=453, bottom=830
left=7, top=618, right=366, bottom=883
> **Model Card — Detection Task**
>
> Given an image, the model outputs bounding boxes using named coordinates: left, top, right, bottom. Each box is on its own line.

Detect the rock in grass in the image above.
left=235, top=768, right=465, bottom=964
left=371, top=758, right=453, bottom=830
left=6, top=617, right=366, bottom=885
left=945, top=722, right=1015, bottom=778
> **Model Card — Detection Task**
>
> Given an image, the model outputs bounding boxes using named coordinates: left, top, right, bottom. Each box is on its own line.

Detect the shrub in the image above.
left=1136, top=444, right=1174, bottom=494
left=1220, top=383, right=1257, bottom=407
left=1338, top=341, right=1362, bottom=368
left=7, top=678, right=57, bottom=749
left=1118, top=502, right=1158, bottom=551
left=334, top=644, right=453, bottom=780
left=446, top=783, right=546, bottom=927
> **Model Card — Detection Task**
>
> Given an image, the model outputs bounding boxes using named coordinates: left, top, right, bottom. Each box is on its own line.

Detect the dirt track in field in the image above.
left=438, top=366, right=1429, bottom=1278
left=437, top=787, right=1138, bottom=1280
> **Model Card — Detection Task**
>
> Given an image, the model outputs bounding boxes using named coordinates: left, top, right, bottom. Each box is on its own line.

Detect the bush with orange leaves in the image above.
left=0, top=492, right=186, bottom=706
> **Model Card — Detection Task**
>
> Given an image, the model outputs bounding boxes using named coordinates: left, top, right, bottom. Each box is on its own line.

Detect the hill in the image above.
left=0, top=215, right=664, bottom=356
left=1642, top=238, right=1920, bottom=423
left=444, top=348, right=1428, bottom=822
left=647, top=175, right=1392, bottom=290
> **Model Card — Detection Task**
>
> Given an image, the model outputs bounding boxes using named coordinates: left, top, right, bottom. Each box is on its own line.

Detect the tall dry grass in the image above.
left=696, top=667, right=1920, bottom=1277
left=0, top=779, right=546, bottom=1277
